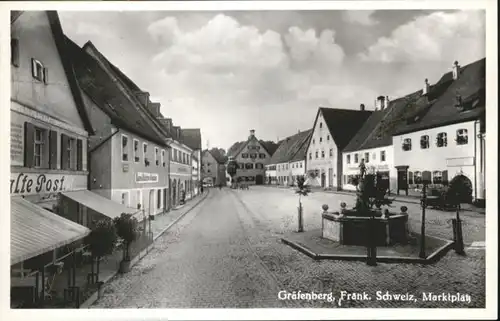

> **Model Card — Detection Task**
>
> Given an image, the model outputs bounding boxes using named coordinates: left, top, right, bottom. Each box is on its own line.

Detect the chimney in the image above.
left=452, top=61, right=460, bottom=80
left=249, top=129, right=255, bottom=139
left=148, top=102, right=161, bottom=118
left=422, top=78, right=430, bottom=95
left=376, top=96, right=386, bottom=110
left=360, top=103, right=365, bottom=111
left=135, top=91, right=150, bottom=106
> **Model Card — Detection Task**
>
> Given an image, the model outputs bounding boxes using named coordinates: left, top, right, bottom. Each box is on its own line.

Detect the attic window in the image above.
left=402, top=138, right=412, bottom=151
left=31, top=58, right=48, bottom=84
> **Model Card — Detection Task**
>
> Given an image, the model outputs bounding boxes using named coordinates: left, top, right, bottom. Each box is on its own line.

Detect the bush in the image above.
left=85, top=219, right=117, bottom=259
left=113, top=213, right=139, bottom=261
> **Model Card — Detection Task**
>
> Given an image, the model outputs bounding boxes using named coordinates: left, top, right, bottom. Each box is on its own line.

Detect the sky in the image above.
left=59, top=9, right=485, bottom=151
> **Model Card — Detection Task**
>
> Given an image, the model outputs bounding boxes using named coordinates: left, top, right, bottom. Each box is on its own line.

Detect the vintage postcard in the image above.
left=0, top=1, right=497, bottom=320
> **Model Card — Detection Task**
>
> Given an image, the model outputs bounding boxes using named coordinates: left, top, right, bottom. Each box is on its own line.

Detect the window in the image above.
left=161, top=150, right=166, bottom=167
left=433, top=171, right=443, bottom=184
left=354, top=154, right=359, bottom=163
left=312, top=139, right=315, bottom=144
left=256, top=163, right=264, bottom=169
left=286, top=164, right=289, bottom=170
left=365, top=152, right=369, bottom=163
left=250, top=153, right=257, bottom=159
left=329, top=148, right=333, bottom=157
left=327, top=135, right=330, bottom=141
left=420, top=135, right=430, bottom=149
left=121, top=135, right=129, bottom=161
left=380, top=150, right=386, bottom=162
left=319, top=122, right=323, bottom=129
left=402, top=138, right=412, bottom=151
left=372, top=153, right=376, bottom=161
left=309, top=153, right=312, bottom=160
left=238, top=163, right=244, bottom=169
left=134, top=139, right=139, bottom=162
left=62, top=137, right=76, bottom=170
left=121, top=192, right=129, bottom=206
left=11, top=38, right=19, bottom=67
left=157, top=189, right=162, bottom=209
left=31, top=58, right=47, bottom=84
left=321, top=151, right=325, bottom=158
left=315, top=151, right=318, bottom=159
left=300, top=162, right=303, bottom=168
left=34, top=127, right=46, bottom=168
left=346, top=155, right=351, bottom=164
left=320, top=137, right=323, bottom=143
left=155, top=147, right=159, bottom=165
left=242, top=153, right=248, bottom=158
left=245, top=163, right=253, bottom=169
left=456, top=129, right=468, bottom=145
left=259, top=153, right=266, bottom=158
left=143, top=143, right=149, bottom=166
left=408, top=172, right=414, bottom=185
left=436, top=132, right=447, bottom=147
left=414, top=171, right=422, bottom=184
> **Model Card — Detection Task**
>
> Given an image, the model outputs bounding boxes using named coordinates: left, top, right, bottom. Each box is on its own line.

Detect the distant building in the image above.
left=392, top=59, right=485, bottom=203
left=202, top=149, right=226, bottom=186
left=266, top=129, right=312, bottom=186
left=226, top=130, right=275, bottom=185
left=181, top=128, right=202, bottom=197
left=305, top=107, right=372, bottom=190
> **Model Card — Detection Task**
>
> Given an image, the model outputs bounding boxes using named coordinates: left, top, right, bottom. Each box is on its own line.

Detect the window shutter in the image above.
left=43, top=67, right=48, bottom=84
left=77, top=139, right=83, bottom=171
left=49, top=130, right=58, bottom=169
left=442, top=170, right=449, bottom=185
left=61, top=134, right=68, bottom=170
left=11, top=39, right=19, bottom=67
left=24, top=122, right=35, bottom=167
left=31, top=58, right=37, bottom=78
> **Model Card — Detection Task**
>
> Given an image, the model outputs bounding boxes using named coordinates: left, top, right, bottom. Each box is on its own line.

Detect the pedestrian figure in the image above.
left=359, top=158, right=366, bottom=179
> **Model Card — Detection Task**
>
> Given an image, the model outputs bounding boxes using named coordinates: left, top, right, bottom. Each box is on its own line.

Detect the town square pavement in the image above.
left=90, top=187, right=485, bottom=308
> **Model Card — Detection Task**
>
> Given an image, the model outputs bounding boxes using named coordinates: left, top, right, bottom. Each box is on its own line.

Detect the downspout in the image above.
left=473, top=120, right=479, bottom=201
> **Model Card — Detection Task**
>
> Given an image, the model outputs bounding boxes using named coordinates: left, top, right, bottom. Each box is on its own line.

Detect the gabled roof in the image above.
left=290, top=131, right=313, bottom=162
left=227, top=138, right=279, bottom=159
left=269, top=129, right=312, bottom=164
left=343, top=90, right=422, bottom=152
left=205, top=148, right=227, bottom=164
left=45, top=11, right=94, bottom=135
left=227, top=141, right=245, bottom=158
left=181, top=128, right=202, bottom=150
left=66, top=37, right=167, bottom=146
left=260, top=140, right=280, bottom=156
left=305, top=107, right=373, bottom=153
left=394, top=58, right=485, bottom=135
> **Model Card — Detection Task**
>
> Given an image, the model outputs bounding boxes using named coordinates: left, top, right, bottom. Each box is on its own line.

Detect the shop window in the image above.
left=436, top=132, right=447, bottom=147
left=456, top=129, right=468, bottom=145
left=134, top=139, right=139, bottom=162
left=402, top=138, right=412, bottom=151
left=414, top=171, right=422, bottom=184
left=420, top=135, right=430, bottom=149
left=433, top=171, right=443, bottom=184
left=380, top=150, right=386, bottom=162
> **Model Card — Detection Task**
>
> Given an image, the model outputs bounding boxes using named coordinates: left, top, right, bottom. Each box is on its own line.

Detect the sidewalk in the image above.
left=261, top=184, right=486, bottom=214
left=79, top=190, right=210, bottom=308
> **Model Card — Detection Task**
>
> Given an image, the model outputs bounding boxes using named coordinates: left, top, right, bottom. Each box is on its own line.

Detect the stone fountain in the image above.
left=321, top=160, right=409, bottom=246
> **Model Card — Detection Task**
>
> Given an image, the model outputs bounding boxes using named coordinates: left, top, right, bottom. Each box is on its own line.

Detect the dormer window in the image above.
left=402, top=138, right=412, bottom=151
left=456, top=129, right=468, bottom=145
left=420, top=135, right=430, bottom=149
left=436, top=132, right=447, bottom=147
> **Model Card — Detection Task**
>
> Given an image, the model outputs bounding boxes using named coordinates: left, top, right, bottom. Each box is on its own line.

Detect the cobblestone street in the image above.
left=91, top=187, right=485, bottom=308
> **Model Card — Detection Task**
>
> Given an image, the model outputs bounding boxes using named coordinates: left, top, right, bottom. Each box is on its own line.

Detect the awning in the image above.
left=61, top=190, right=142, bottom=221
left=11, top=197, right=90, bottom=265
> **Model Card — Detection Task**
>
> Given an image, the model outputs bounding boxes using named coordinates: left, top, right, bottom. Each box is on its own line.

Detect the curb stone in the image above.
left=80, top=190, right=210, bottom=308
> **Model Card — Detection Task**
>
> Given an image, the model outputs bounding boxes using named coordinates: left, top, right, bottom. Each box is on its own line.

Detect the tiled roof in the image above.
left=290, top=131, right=313, bottom=162
left=227, top=141, right=245, bottom=158
left=181, top=128, right=202, bottom=150
left=394, top=58, right=485, bottom=135
left=317, top=107, right=373, bottom=151
left=66, top=37, right=168, bottom=146
left=207, top=148, right=227, bottom=164
left=260, top=140, right=280, bottom=156
left=269, top=129, right=312, bottom=164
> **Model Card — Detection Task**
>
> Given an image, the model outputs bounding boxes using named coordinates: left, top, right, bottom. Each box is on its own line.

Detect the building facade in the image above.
left=10, top=11, right=95, bottom=272
left=226, top=130, right=272, bottom=185
left=69, top=38, right=171, bottom=217
left=392, top=59, right=485, bottom=203
left=201, top=149, right=226, bottom=186
left=305, top=108, right=372, bottom=190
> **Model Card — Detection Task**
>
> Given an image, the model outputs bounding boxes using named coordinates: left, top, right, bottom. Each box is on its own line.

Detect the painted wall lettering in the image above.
left=10, top=172, right=87, bottom=195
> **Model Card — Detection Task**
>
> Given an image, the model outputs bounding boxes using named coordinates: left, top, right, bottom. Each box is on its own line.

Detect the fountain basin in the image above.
left=322, top=212, right=409, bottom=246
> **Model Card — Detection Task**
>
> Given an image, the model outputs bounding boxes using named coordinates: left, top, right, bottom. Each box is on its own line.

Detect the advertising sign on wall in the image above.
left=10, top=172, right=87, bottom=196
left=135, top=172, right=159, bottom=183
